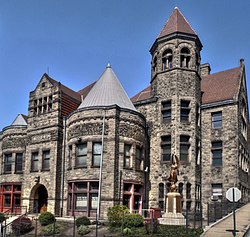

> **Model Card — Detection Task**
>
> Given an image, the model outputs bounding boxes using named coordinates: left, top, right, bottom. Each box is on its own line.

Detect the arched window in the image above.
left=162, top=49, right=173, bottom=70
left=152, top=56, right=157, bottom=73
left=180, top=47, right=191, bottom=68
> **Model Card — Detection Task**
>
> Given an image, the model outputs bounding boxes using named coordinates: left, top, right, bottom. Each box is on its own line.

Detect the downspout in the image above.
left=97, top=110, right=106, bottom=220
left=61, top=116, right=66, bottom=217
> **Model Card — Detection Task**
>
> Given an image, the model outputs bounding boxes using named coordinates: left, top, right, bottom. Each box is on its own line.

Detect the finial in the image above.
left=174, top=6, right=178, bottom=10
left=106, top=63, right=111, bottom=68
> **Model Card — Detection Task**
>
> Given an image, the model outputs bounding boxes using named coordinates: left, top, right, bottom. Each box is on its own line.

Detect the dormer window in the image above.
left=162, top=49, right=173, bottom=70
left=180, top=48, right=191, bottom=68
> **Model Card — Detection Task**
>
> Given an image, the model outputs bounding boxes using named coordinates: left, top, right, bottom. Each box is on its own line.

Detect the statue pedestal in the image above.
left=158, top=192, right=186, bottom=226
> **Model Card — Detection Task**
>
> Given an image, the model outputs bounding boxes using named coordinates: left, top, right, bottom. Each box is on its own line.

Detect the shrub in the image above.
left=0, top=213, right=5, bottom=223
left=38, top=212, right=55, bottom=226
left=11, top=216, right=33, bottom=235
left=76, top=216, right=91, bottom=228
left=123, top=227, right=132, bottom=235
left=107, top=205, right=129, bottom=227
left=124, top=213, right=144, bottom=228
left=77, top=225, right=90, bottom=236
left=42, top=223, right=61, bottom=236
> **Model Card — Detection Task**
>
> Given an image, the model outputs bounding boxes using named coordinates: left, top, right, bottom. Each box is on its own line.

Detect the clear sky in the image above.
left=0, top=0, right=250, bottom=130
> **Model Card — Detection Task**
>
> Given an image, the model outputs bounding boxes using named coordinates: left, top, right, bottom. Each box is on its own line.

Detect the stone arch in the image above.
left=29, top=183, right=48, bottom=213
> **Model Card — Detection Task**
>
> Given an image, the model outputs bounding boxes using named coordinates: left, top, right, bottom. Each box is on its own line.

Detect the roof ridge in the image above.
left=177, top=8, right=197, bottom=35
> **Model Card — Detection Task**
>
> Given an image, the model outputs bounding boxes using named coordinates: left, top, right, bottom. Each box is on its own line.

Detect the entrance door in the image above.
left=33, top=185, right=48, bottom=213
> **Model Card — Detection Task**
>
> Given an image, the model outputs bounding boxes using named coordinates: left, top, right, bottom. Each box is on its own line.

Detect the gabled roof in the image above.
left=131, top=66, right=242, bottom=106
left=201, top=67, right=241, bottom=105
left=44, top=74, right=81, bottom=102
left=158, top=7, right=197, bottom=39
left=11, top=114, right=28, bottom=126
left=79, top=64, right=136, bottom=111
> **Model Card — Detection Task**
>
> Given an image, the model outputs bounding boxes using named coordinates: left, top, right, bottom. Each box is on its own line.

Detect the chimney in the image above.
left=200, top=63, right=211, bottom=77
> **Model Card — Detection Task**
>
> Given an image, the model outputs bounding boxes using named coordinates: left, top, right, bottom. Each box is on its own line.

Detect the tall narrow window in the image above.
left=178, top=182, right=184, bottom=198
left=152, top=56, right=157, bottom=73
left=42, top=150, right=50, bottom=171
left=15, top=153, right=23, bottom=173
left=162, top=49, right=173, bottom=70
left=186, top=182, right=191, bottom=199
left=180, top=135, right=190, bottom=162
left=162, top=100, right=171, bottom=122
left=31, top=152, right=39, bottom=172
left=161, top=136, right=171, bottom=162
left=158, top=183, right=164, bottom=210
left=180, top=100, right=190, bottom=122
left=76, top=143, right=87, bottom=167
left=92, top=142, right=102, bottom=167
left=212, top=141, right=222, bottom=166
left=212, top=111, right=222, bottom=129
left=68, top=145, right=72, bottom=169
left=4, top=154, right=12, bottom=174
left=124, top=144, right=132, bottom=168
left=180, top=47, right=191, bottom=68
left=135, top=147, right=143, bottom=171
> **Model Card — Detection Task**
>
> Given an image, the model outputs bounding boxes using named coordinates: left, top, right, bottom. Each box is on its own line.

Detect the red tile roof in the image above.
left=131, top=86, right=152, bottom=103
left=158, top=7, right=197, bottom=39
left=131, top=67, right=242, bottom=105
left=201, top=67, right=241, bottom=104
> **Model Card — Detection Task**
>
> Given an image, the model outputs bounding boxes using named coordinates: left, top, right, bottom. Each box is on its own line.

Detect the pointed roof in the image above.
left=11, top=114, right=28, bottom=126
left=158, top=7, right=197, bottom=39
left=78, top=64, right=136, bottom=111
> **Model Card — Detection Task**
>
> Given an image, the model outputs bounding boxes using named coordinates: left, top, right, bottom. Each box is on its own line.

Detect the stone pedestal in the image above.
left=158, top=192, right=186, bottom=225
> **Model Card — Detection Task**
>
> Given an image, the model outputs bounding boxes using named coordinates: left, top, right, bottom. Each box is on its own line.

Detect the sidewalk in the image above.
left=202, top=202, right=250, bottom=237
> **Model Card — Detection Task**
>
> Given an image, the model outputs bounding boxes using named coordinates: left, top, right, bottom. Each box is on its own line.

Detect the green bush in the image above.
left=107, top=205, right=129, bottom=227
left=38, top=212, right=55, bottom=226
left=76, top=216, right=91, bottom=228
left=11, top=216, right=33, bottom=235
left=42, top=223, right=61, bottom=236
left=0, top=213, right=6, bottom=223
left=123, top=227, right=132, bottom=235
left=124, top=213, right=144, bottom=228
left=77, top=225, right=90, bottom=236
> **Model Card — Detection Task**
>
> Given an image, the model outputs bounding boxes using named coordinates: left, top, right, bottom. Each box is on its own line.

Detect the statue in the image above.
left=167, top=154, right=180, bottom=192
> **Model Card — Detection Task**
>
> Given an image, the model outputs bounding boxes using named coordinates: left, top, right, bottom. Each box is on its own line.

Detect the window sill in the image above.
left=74, top=166, right=87, bottom=169
left=41, top=169, right=50, bottom=172
left=30, top=170, right=39, bottom=172
left=91, top=166, right=100, bottom=168
left=14, top=171, right=23, bottom=174
left=123, top=167, right=133, bottom=170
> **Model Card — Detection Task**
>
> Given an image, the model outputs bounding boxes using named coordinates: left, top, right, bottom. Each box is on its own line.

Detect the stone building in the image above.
left=0, top=7, right=249, bottom=221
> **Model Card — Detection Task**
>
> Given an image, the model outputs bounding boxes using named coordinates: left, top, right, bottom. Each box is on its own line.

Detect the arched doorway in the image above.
left=31, top=184, right=48, bottom=213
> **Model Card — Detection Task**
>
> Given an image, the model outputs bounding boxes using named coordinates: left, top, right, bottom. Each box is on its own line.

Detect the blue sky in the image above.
left=0, top=0, right=250, bottom=130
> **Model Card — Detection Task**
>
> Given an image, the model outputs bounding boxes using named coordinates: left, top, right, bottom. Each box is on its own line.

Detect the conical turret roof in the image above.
left=158, top=7, right=197, bottom=39
left=78, top=64, right=136, bottom=111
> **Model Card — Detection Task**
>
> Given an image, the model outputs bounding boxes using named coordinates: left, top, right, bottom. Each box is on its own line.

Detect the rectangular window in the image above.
left=4, top=194, right=11, bottom=207
left=76, top=193, right=88, bottom=209
left=162, top=100, right=171, bottom=122
left=68, top=181, right=99, bottom=216
left=76, top=143, right=87, bottom=167
left=161, top=136, right=171, bottom=162
left=68, top=145, right=72, bottom=169
left=180, top=135, right=190, bottom=162
left=92, top=142, right=102, bottom=167
left=31, top=152, right=39, bottom=172
left=135, top=147, right=143, bottom=171
left=4, top=154, right=12, bottom=174
left=15, top=153, right=23, bottom=173
left=180, top=100, right=190, bottom=122
left=42, top=150, right=50, bottom=171
left=124, top=144, right=132, bottom=168
left=212, top=183, right=222, bottom=199
left=212, top=141, right=222, bottom=166
left=212, top=111, right=222, bottom=129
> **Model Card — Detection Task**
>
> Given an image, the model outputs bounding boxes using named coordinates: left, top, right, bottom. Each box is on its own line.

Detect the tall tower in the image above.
left=148, top=7, right=202, bottom=215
